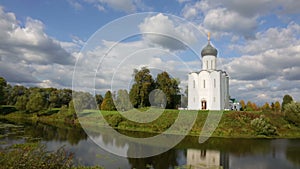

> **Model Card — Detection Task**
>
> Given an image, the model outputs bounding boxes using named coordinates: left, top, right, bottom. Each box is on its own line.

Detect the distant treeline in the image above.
left=0, top=67, right=186, bottom=113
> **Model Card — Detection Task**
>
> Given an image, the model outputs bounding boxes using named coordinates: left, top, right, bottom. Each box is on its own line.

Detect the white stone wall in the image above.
left=188, top=53, right=229, bottom=110
left=188, top=71, right=223, bottom=110
left=210, top=71, right=221, bottom=110
left=202, top=55, right=217, bottom=70
left=188, top=73, right=199, bottom=110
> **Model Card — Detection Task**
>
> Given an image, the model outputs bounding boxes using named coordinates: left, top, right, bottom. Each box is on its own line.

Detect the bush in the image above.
left=0, top=142, right=104, bottom=169
left=106, top=114, right=124, bottom=127
left=226, top=111, right=260, bottom=123
left=0, top=105, right=17, bottom=115
left=0, top=142, right=74, bottom=169
left=250, top=115, right=277, bottom=136
left=284, top=102, right=300, bottom=126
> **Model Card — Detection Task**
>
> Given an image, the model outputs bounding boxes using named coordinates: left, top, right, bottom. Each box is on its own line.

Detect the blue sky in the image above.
left=0, top=0, right=300, bottom=105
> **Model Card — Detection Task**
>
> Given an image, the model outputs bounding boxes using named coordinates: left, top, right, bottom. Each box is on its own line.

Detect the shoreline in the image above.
left=1, top=111, right=300, bottom=139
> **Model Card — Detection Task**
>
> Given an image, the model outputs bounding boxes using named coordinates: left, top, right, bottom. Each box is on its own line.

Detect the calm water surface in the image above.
left=1, top=119, right=300, bottom=169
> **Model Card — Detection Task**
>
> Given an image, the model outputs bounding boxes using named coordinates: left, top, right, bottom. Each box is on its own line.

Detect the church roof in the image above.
left=189, top=69, right=227, bottom=74
left=201, top=42, right=218, bottom=57
left=201, top=32, right=218, bottom=57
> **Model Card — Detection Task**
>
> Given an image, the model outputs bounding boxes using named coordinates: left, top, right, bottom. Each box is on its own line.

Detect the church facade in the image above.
left=188, top=34, right=230, bottom=110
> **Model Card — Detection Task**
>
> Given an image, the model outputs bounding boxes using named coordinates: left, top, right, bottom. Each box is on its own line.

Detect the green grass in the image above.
left=1, top=106, right=300, bottom=138
left=38, top=108, right=61, bottom=116
left=75, top=109, right=297, bottom=138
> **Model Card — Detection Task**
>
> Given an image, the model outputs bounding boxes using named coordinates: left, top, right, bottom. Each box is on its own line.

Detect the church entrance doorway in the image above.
left=201, top=100, right=207, bottom=110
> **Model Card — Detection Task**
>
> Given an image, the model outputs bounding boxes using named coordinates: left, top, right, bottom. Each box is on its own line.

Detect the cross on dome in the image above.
left=208, top=32, right=211, bottom=41
left=201, top=32, right=218, bottom=57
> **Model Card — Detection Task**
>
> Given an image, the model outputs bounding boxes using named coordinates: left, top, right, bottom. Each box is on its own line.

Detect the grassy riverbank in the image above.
left=1, top=108, right=300, bottom=138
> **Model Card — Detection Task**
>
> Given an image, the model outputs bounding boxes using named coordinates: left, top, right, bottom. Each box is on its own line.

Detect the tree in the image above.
left=274, top=101, right=281, bottom=112
left=282, top=94, right=293, bottom=112
left=149, top=89, right=166, bottom=108
left=0, top=77, right=7, bottom=105
left=271, top=102, right=275, bottom=111
left=72, top=91, right=95, bottom=112
left=95, top=94, right=103, bottom=105
left=240, top=100, right=246, bottom=111
left=155, top=71, right=180, bottom=109
left=59, top=89, right=72, bottom=106
left=129, top=84, right=139, bottom=108
left=49, top=90, right=60, bottom=108
left=15, top=95, right=28, bottom=111
left=67, top=100, right=77, bottom=119
left=129, top=67, right=155, bottom=108
left=101, top=91, right=116, bottom=111
left=3, top=84, right=12, bottom=105
left=180, top=86, right=188, bottom=108
left=284, top=102, right=300, bottom=126
left=246, top=101, right=253, bottom=111
left=262, top=102, right=271, bottom=111
left=7, top=85, right=28, bottom=105
left=115, top=89, right=132, bottom=111
left=26, top=92, right=45, bottom=113
left=252, top=102, right=258, bottom=111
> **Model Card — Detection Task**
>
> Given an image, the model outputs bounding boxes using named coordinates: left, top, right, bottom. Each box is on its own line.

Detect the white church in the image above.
left=188, top=33, right=230, bottom=110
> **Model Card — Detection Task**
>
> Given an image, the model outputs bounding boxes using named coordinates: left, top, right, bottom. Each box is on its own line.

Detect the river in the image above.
left=0, top=119, right=300, bottom=169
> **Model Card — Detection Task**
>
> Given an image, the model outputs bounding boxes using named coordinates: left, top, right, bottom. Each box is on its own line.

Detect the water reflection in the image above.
left=24, top=122, right=88, bottom=145
left=1, top=120, right=300, bottom=169
left=187, top=149, right=228, bottom=169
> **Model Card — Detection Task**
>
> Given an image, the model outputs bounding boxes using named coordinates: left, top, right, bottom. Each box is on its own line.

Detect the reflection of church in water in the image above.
left=187, top=149, right=229, bottom=169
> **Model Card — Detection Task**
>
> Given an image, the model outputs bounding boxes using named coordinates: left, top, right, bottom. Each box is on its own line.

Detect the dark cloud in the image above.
left=283, top=67, right=300, bottom=81
left=0, top=63, right=40, bottom=83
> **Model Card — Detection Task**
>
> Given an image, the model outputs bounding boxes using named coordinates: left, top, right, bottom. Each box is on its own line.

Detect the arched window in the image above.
left=211, top=60, right=213, bottom=69
left=193, top=80, right=195, bottom=88
left=206, top=61, right=208, bottom=69
left=203, top=80, right=206, bottom=88
left=214, top=79, right=216, bottom=88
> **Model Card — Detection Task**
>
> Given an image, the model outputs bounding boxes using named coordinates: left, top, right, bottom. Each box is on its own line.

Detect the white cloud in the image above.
left=0, top=8, right=75, bottom=65
left=225, top=45, right=300, bottom=81
left=220, top=0, right=300, bottom=16
left=99, top=0, right=135, bottom=12
left=224, top=22, right=300, bottom=103
left=177, top=0, right=190, bottom=3
left=181, top=1, right=258, bottom=38
left=67, top=0, right=83, bottom=10
left=219, top=0, right=274, bottom=17
left=203, top=8, right=257, bottom=37
left=182, top=7, right=197, bottom=19
left=139, top=13, right=197, bottom=51
left=182, top=1, right=213, bottom=19
left=223, top=22, right=300, bottom=103
left=0, top=7, right=77, bottom=88
left=84, top=0, right=146, bottom=13
left=231, top=22, right=300, bottom=54
left=181, top=0, right=300, bottom=39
